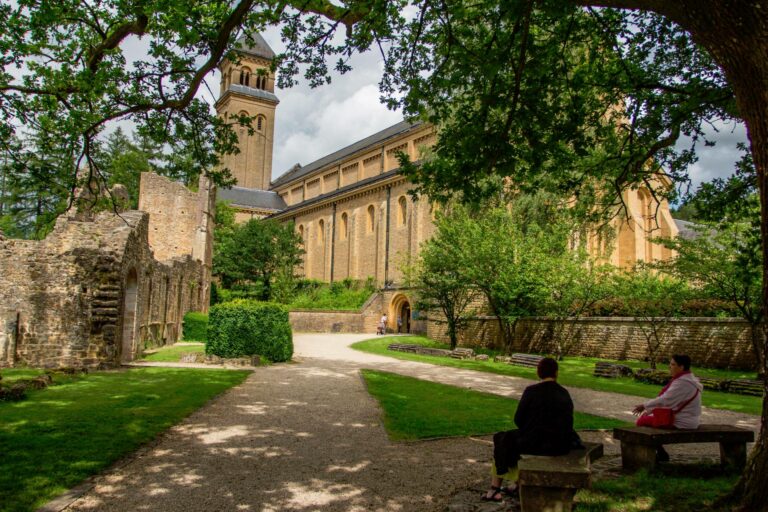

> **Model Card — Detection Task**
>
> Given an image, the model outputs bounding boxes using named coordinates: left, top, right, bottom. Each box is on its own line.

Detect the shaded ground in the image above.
left=58, top=334, right=758, bottom=512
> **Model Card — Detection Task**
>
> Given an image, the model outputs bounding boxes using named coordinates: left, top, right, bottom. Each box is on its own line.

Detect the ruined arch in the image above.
left=121, top=268, right=139, bottom=362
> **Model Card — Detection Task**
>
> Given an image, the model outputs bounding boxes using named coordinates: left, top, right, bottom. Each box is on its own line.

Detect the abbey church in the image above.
left=217, top=34, right=680, bottom=328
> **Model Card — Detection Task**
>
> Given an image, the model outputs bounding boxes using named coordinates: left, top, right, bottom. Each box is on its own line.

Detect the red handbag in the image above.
left=649, top=388, right=700, bottom=428
left=650, top=407, right=674, bottom=428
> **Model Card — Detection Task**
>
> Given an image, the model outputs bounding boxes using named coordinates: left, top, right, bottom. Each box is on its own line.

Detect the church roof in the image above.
left=235, top=33, right=276, bottom=60
left=218, top=186, right=287, bottom=212
left=225, top=84, right=279, bottom=104
left=270, top=120, right=423, bottom=189
left=674, top=218, right=702, bottom=240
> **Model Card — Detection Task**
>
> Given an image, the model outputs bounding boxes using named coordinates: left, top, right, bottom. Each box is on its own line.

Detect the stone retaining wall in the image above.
left=427, top=316, right=757, bottom=370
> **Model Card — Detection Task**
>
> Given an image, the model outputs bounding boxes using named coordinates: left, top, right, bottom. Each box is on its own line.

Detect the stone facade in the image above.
left=0, top=173, right=214, bottom=368
left=426, top=315, right=757, bottom=370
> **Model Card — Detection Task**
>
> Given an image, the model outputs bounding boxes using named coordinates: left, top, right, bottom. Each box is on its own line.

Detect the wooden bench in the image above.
left=613, top=425, right=755, bottom=471
left=518, top=442, right=603, bottom=512
left=510, top=353, right=544, bottom=368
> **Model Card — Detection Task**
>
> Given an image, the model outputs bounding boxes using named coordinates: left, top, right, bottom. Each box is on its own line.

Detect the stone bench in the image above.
left=613, top=425, right=755, bottom=471
left=509, top=353, right=544, bottom=368
left=593, top=361, right=633, bottom=378
left=518, top=442, right=603, bottom=512
left=450, top=347, right=475, bottom=359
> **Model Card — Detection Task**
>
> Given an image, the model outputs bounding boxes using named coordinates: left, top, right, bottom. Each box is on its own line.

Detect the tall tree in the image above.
left=213, top=218, right=304, bottom=301
left=408, top=209, right=480, bottom=349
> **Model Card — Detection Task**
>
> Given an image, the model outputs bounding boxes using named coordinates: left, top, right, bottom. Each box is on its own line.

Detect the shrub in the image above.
left=183, top=312, right=209, bottom=342
left=206, top=300, right=293, bottom=362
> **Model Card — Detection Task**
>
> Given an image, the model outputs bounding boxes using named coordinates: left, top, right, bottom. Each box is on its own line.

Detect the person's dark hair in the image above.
left=672, top=354, right=692, bottom=371
left=537, top=357, right=558, bottom=379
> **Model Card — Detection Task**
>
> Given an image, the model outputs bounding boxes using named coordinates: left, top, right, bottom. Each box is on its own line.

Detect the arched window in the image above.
left=239, top=67, right=251, bottom=87
left=318, top=219, right=325, bottom=246
left=367, top=205, right=375, bottom=233
left=340, top=212, right=348, bottom=240
left=257, top=115, right=264, bottom=131
left=298, top=224, right=304, bottom=239
left=258, top=76, right=266, bottom=89
left=398, top=196, right=407, bottom=226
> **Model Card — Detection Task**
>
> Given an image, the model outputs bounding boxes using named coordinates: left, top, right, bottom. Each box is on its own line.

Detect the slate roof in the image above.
left=674, top=218, right=699, bottom=240
left=235, top=33, right=275, bottom=60
left=218, top=186, right=287, bottom=211
left=270, top=120, right=422, bottom=189
left=226, top=84, right=279, bottom=104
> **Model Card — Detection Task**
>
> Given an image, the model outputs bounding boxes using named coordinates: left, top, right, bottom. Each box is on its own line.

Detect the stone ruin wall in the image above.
left=426, top=314, right=757, bottom=371
left=139, top=172, right=215, bottom=313
left=0, top=173, right=213, bottom=369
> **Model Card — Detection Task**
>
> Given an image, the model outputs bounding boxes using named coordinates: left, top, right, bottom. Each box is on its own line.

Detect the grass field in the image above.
left=0, top=367, right=249, bottom=512
left=353, top=336, right=763, bottom=416
left=361, top=370, right=627, bottom=440
left=141, top=343, right=205, bottom=362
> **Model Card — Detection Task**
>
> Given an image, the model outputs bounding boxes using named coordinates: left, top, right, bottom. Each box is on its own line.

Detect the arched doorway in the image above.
left=121, top=269, right=138, bottom=363
left=389, top=294, right=411, bottom=334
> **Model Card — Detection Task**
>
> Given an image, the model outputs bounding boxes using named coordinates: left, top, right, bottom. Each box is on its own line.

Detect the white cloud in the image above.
left=675, top=120, right=749, bottom=193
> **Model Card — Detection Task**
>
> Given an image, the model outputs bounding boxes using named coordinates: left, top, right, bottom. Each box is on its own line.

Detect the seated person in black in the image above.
left=482, top=357, right=582, bottom=502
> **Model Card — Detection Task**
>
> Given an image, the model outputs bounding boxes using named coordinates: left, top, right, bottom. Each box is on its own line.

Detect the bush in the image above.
left=206, top=300, right=293, bottom=362
left=287, top=278, right=377, bottom=310
left=183, top=312, right=209, bottom=342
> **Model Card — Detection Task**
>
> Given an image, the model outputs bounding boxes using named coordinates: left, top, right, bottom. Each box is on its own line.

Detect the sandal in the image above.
left=480, top=486, right=503, bottom=502
left=500, top=485, right=519, bottom=497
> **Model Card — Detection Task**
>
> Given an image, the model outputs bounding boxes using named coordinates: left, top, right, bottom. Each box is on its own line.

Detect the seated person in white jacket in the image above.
left=632, top=354, right=703, bottom=461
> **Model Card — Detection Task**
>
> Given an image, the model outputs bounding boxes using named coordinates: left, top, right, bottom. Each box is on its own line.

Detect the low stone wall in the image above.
left=289, top=310, right=366, bottom=333
left=427, top=315, right=757, bottom=371
left=288, top=291, right=406, bottom=334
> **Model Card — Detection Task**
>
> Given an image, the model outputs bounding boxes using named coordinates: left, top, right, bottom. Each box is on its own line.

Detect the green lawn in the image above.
left=0, top=367, right=249, bottom=512
left=361, top=370, right=627, bottom=440
left=141, top=343, right=205, bottom=362
left=577, top=466, right=738, bottom=511
left=353, top=336, right=763, bottom=416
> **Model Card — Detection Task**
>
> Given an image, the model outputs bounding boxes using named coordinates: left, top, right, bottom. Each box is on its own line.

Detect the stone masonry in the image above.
left=0, top=173, right=214, bottom=368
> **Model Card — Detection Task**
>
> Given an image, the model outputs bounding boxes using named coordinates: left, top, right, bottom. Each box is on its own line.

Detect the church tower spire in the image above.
left=215, top=33, right=279, bottom=191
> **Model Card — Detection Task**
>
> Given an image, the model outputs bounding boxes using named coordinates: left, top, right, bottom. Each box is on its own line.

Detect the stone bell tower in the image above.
left=215, top=33, right=279, bottom=191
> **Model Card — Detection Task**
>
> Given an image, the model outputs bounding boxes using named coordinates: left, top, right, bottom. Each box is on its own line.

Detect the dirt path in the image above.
left=59, top=333, right=759, bottom=512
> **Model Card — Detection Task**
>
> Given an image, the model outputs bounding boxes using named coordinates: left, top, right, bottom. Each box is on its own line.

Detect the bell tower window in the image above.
left=239, top=67, right=251, bottom=87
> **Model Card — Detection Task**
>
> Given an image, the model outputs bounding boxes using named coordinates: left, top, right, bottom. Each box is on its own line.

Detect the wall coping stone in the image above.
left=463, top=315, right=748, bottom=324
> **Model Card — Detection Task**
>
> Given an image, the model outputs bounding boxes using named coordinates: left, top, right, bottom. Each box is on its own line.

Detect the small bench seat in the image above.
left=518, top=442, right=603, bottom=512
left=613, top=425, right=754, bottom=471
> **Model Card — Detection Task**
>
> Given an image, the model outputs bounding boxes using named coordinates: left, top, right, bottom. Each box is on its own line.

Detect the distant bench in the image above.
left=509, top=353, right=544, bottom=368
left=613, top=425, right=755, bottom=471
left=518, top=442, right=603, bottom=512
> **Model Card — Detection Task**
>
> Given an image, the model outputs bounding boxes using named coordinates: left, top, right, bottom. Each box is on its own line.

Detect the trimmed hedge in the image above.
left=183, top=312, right=209, bottom=342
left=206, top=300, right=293, bottom=362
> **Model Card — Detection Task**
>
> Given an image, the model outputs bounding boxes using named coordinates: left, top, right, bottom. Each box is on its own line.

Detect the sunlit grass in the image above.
left=0, top=367, right=249, bottom=512
left=140, top=343, right=205, bottom=362
left=352, top=336, right=762, bottom=416
left=361, top=370, right=627, bottom=441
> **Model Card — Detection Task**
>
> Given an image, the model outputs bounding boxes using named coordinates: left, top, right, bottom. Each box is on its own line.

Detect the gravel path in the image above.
left=59, top=333, right=760, bottom=512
